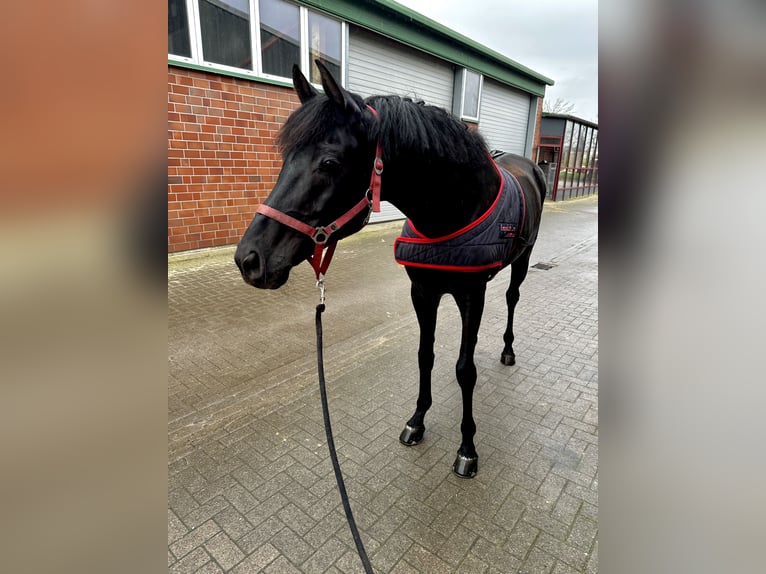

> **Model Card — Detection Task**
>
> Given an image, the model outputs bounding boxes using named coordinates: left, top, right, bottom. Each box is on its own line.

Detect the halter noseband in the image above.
left=256, top=105, right=383, bottom=281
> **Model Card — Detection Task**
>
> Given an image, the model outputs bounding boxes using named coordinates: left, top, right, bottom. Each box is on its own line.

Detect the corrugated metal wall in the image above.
left=478, top=77, right=531, bottom=155
left=348, top=26, right=455, bottom=222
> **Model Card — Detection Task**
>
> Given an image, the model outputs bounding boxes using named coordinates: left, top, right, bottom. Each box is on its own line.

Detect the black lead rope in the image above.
left=315, top=303, right=375, bottom=574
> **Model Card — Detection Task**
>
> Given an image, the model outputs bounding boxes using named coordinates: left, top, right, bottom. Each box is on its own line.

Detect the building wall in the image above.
left=167, top=66, right=299, bottom=253
left=477, top=77, right=531, bottom=155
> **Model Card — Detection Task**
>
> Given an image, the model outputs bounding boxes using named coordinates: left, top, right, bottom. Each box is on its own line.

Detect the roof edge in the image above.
left=300, top=0, right=554, bottom=95
left=542, top=112, right=598, bottom=130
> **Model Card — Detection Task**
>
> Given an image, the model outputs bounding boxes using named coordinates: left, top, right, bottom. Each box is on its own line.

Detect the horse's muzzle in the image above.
left=234, top=247, right=289, bottom=289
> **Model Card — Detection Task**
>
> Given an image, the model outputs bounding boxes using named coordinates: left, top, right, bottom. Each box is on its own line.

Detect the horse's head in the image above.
left=234, top=61, right=376, bottom=289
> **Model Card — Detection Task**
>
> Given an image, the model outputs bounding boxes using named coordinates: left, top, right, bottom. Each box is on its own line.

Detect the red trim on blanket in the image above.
left=392, top=253, right=503, bottom=273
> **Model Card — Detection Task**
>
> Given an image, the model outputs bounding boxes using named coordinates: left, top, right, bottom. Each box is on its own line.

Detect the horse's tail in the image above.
left=531, top=162, right=547, bottom=210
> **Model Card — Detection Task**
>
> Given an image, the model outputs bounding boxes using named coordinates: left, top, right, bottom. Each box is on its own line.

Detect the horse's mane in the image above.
left=364, top=95, right=490, bottom=168
left=277, top=92, right=490, bottom=169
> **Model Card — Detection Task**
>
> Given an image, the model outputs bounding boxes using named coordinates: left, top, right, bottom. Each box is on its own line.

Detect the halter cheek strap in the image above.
left=366, top=105, right=383, bottom=213
left=256, top=104, right=384, bottom=281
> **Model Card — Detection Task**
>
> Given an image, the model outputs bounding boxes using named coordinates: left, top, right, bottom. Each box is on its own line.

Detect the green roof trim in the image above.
left=301, top=0, right=553, bottom=97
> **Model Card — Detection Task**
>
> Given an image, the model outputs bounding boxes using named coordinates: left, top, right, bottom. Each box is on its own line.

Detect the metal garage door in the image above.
left=478, top=77, right=531, bottom=155
left=348, top=26, right=455, bottom=222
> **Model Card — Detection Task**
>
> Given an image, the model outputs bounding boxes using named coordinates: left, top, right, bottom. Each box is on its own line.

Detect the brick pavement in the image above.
left=168, top=196, right=598, bottom=573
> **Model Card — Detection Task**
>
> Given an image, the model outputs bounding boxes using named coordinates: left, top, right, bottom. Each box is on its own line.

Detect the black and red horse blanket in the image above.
left=394, top=163, right=526, bottom=273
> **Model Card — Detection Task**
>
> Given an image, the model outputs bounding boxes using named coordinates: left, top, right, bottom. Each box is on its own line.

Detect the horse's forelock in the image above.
left=277, top=98, right=334, bottom=156
left=278, top=95, right=370, bottom=156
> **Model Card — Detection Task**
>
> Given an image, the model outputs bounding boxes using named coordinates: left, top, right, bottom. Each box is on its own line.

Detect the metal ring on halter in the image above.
left=313, top=230, right=328, bottom=244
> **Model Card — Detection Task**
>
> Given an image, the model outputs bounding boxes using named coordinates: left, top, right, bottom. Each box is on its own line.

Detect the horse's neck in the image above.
left=382, top=155, right=500, bottom=238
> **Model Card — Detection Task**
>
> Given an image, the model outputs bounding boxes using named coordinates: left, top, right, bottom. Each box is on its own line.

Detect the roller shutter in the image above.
left=348, top=26, right=454, bottom=222
left=478, top=77, right=531, bottom=155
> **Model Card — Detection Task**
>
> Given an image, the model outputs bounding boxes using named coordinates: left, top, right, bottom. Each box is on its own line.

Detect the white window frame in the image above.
left=454, top=68, right=483, bottom=122
left=167, top=0, right=347, bottom=87
left=167, top=0, right=200, bottom=64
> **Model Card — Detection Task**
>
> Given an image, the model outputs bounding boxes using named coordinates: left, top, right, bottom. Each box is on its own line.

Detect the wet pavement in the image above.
left=168, top=196, right=598, bottom=573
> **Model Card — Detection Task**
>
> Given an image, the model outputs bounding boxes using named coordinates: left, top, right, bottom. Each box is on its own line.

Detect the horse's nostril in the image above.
left=240, top=251, right=261, bottom=278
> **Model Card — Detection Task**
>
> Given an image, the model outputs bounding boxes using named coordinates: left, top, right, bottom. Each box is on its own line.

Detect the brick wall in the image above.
left=168, top=66, right=299, bottom=253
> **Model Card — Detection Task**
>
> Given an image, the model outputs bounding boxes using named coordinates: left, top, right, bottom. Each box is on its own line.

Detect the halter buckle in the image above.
left=374, top=157, right=384, bottom=175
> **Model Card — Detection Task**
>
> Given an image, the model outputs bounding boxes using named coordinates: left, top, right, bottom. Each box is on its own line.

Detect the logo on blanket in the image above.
left=499, top=222, right=517, bottom=239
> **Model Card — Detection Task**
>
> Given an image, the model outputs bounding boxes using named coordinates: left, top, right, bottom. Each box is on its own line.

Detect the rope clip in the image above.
left=316, top=275, right=326, bottom=305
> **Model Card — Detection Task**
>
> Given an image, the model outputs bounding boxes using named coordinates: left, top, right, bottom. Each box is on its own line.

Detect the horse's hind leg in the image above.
left=501, top=248, right=533, bottom=366
left=451, top=285, right=486, bottom=478
left=400, top=282, right=440, bottom=446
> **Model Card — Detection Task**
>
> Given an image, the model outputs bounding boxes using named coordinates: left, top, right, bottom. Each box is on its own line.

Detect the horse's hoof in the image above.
left=399, top=424, right=425, bottom=446
left=452, top=453, right=478, bottom=478
left=500, top=352, right=516, bottom=366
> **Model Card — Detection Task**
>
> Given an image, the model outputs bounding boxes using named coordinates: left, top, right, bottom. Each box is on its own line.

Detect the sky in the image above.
left=394, top=0, right=598, bottom=123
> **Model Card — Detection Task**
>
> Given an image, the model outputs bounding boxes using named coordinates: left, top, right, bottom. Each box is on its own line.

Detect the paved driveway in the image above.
left=168, top=196, right=598, bottom=573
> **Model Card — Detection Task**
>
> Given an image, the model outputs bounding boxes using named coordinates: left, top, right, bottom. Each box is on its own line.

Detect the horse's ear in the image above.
left=292, top=64, right=318, bottom=104
left=315, top=60, right=360, bottom=114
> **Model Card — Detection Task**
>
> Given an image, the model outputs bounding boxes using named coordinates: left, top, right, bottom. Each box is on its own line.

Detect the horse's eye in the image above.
left=320, top=158, right=340, bottom=171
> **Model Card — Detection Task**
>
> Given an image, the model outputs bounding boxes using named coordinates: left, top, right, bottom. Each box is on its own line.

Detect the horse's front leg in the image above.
left=452, top=286, right=486, bottom=478
left=400, top=282, right=440, bottom=446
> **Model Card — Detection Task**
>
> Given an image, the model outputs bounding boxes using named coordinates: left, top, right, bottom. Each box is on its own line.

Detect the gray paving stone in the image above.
left=533, top=532, right=590, bottom=571
left=213, top=506, right=254, bottom=541
left=183, top=496, right=231, bottom=529
left=302, top=536, right=348, bottom=572
left=168, top=509, right=189, bottom=545
left=230, top=543, right=280, bottom=574
left=169, top=520, right=220, bottom=559
left=471, top=536, right=522, bottom=572
left=237, top=515, right=285, bottom=555
left=456, top=553, right=490, bottom=573
left=519, top=547, right=557, bottom=574
left=401, top=543, right=453, bottom=573
left=269, top=526, right=315, bottom=566
left=204, top=531, right=246, bottom=570
left=264, top=555, right=303, bottom=574
left=437, top=525, right=477, bottom=567
left=168, top=547, right=211, bottom=574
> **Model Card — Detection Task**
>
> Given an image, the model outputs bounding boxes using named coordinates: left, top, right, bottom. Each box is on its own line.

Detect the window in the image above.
left=259, top=0, right=300, bottom=78
left=308, top=10, right=341, bottom=84
left=453, top=68, right=483, bottom=121
left=200, top=0, right=253, bottom=70
left=168, top=0, right=345, bottom=84
left=462, top=70, right=482, bottom=119
left=168, top=0, right=192, bottom=58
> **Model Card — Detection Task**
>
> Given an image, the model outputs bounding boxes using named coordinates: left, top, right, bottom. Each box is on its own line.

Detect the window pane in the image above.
left=168, top=0, right=191, bottom=57
left=560, top=121, right=574, bottom=189
left=463, top=70, right=481, bottom=118
left=199, top=0, right=252, bottom=70
left=260, top=0, right=300, bottom=78
left=308, top=11, right=342, bottom=84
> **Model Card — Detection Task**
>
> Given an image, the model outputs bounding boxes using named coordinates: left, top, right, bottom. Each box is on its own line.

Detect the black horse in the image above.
left=235, top=62, right=545, bottom=478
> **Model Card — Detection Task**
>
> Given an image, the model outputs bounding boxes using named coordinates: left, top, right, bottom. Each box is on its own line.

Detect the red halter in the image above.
left=256, top=105, right=383, bottom=280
